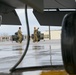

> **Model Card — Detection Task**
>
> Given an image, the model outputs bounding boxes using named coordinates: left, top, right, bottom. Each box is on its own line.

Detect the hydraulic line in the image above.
left=10, top=5, right=30, bottom=72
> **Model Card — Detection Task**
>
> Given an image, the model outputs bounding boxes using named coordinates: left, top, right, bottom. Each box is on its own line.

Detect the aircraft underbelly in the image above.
left=0, top=0, right=25, bottom=8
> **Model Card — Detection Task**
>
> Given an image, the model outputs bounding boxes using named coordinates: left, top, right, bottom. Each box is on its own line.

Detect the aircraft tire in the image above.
left=61, top=13, right=76, bottom=74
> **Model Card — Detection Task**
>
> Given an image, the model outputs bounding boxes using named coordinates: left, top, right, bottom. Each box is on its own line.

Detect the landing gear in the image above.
left=61, top=13, right=76, bottom=74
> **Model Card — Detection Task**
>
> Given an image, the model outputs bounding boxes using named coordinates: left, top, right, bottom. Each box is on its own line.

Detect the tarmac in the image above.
left=0, top=39, right=68, bottom=75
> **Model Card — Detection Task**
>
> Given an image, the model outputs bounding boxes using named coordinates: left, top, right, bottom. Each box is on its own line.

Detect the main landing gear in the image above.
left=61, top=12, right=76, bottom=74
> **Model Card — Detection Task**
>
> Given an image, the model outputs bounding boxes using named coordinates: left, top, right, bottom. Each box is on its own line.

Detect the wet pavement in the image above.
left=0, top=39, right=63, bottom=75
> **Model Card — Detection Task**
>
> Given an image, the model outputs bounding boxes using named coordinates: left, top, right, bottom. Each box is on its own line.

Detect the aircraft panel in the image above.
left=20, top=0, right=43, bottom=12
left=44, top=0, right=76, bottom=9
left=0, top=0, right=43, bottom=12
left=0, top=0, right=25, bottom=8
left=33, top=10, right=75, bottom=26
left=1, top=10, right=21, bottom=25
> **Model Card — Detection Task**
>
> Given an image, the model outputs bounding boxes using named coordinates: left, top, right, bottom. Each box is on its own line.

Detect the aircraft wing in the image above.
left=0, top=0, right=43, bottom=12
left=44, top=0, right=76, bottom=9
left=0, top=0, right=76, bottom=26
left=0, top=0, right=75, bottom=11
left=33, top=0, right=76, bottom=26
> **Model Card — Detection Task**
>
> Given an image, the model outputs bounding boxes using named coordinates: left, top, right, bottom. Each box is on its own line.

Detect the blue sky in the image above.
left=0, top=9, right=61, bottom=35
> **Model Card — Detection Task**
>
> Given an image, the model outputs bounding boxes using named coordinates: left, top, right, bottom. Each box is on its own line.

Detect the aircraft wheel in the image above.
left=61, top=13, right=76, bottom=74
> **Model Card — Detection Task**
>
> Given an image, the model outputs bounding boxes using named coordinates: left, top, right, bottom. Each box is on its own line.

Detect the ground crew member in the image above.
left=18, top=27, right=22, bottom=43
left=33, top=27, right=39, bottom=42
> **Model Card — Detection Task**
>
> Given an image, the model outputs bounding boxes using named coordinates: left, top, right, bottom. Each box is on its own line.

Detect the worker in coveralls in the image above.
left=33, top=27, right=39, bottom=42
left=18, top=27, right=22, bottom=43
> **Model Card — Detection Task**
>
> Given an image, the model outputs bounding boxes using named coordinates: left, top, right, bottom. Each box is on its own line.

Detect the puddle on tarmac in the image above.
left=0, top=40, right=63, bottom=73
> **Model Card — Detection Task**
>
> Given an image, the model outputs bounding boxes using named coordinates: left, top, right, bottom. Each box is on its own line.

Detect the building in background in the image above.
left=43, top=30, right=61, bottom=40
